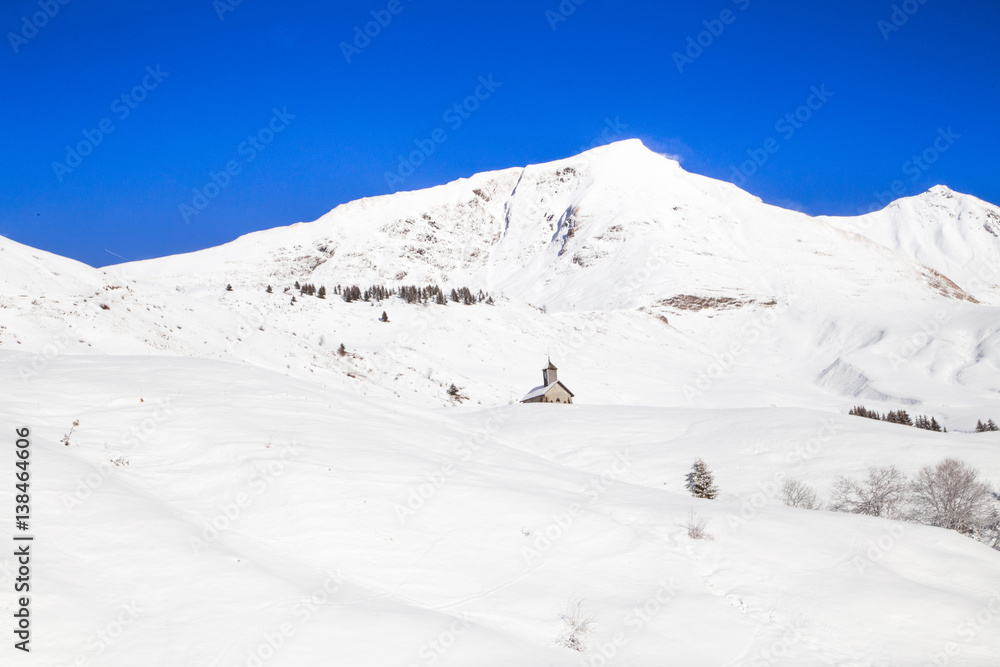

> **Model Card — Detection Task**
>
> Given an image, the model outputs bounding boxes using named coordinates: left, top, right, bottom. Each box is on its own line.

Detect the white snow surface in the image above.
left=1, top=140, right=1000, bottom=665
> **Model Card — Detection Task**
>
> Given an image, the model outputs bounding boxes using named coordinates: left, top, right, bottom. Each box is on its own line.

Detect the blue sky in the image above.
left=2, top=0, right=998, bottom=267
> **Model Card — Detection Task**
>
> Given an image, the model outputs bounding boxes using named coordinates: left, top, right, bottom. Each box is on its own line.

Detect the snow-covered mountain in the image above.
left=2, top=140, right=1000, bottom=665
left=124, top=139, right=994, bottom=312
left=5, top=139, right=1000, bottom=415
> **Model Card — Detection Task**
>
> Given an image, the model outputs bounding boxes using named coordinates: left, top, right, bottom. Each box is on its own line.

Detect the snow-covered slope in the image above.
left=0, top=234, right=105, bottom=296
left=2, top=140, right=1000, bottom=665
left=2, top=355, right=999, bottom=666
left=821, top=185, right=1000, bottom=305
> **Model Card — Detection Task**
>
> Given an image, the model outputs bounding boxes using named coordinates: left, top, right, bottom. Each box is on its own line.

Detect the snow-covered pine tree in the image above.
left=685, top=459, right=718, bottom=499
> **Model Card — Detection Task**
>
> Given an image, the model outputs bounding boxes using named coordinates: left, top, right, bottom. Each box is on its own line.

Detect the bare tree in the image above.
left=910, top=459, right=995, bottom=535
left=829, top=465, right=909, bottom=519
left=781, top=478, right=819, bottom=510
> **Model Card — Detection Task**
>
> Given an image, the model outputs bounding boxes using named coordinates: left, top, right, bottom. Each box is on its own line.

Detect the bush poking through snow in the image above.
left=686, top=459, right=718, bottom=499
left=781, top=478, right=819, bottom=510
left=446, top=383, right=468, bottom=402
left=61, top=419, right=80, bottom=446
left=685, top=510, right=713, bottom=540
left=557, top=600, right=595, bottom=652
left=337, top=343, right=347, bottom=357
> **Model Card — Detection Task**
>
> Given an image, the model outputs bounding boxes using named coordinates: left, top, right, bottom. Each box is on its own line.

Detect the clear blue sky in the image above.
left=2, top=0, right=997, bottom=267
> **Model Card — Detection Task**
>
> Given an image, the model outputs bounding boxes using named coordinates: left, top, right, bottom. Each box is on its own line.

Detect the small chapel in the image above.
left=520, top=360, right=575, bottom=404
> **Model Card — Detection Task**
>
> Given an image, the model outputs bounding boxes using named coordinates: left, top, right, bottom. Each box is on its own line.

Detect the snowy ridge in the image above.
left=1, top=140, right=1000, bottom=665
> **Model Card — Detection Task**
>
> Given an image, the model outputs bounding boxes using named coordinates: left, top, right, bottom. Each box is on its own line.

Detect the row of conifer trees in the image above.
left=848, top=405, right=945, bottom=432
left=850, top=406, right=1000, bottom=433
left=278, top=281, right=493, bottom=305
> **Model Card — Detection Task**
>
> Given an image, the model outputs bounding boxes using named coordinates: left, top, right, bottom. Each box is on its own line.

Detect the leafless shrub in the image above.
left=558, top=599, right=595, bottom=652
left=781, top=479, right=819, bottom=510
left=910, top=458, right=995, bottom=536
left=829, top=465, right=909, bottom=519
left=60, top=419, right=80, bottom=447
left=685, top=510, right=713, bottom=540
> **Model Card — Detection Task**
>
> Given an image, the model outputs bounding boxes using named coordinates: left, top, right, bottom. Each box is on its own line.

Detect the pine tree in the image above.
left=294, top=281, right=301, bottom=290
left=226, top=284, right=233, bottom=291
left=686, top=459, right=718, bottom=499
left=337, top=343, right=346, bottom=357
left=318, top=286, right=326, bottom=299
left=989, top=419, right=999, bottom=432
left=380, top=311, right=389, bottom=323
left=265, top=285, right=273, bottom=293
left=290, top=296, right=297, bottom=305
left=930, top=417, right=942, bottom=432
left=976, top=420, right=985, bottom=433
